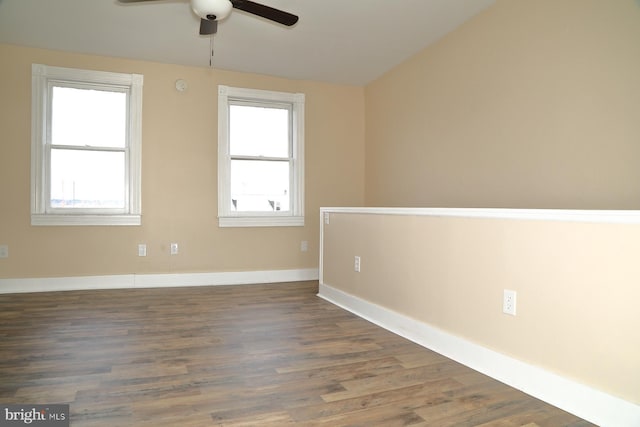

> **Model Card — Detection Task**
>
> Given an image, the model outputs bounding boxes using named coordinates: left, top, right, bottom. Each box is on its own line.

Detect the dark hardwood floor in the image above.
left=0, top=281, right=593, bottom=426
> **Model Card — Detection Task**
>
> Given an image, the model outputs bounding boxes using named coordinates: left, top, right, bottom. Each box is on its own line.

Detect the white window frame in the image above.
left=31, top=64, right=143, bottom=226
left=218, top=85, right=305, bottom=227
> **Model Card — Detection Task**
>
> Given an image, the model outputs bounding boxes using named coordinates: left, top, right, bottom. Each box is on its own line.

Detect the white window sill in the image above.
left=218, top=216, right=304, bottom=228
left=31, top=214, right=141, bottom=226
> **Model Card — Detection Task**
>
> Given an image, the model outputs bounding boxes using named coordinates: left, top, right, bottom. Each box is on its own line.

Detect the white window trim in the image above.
left=31, top=64, right=143, bottom=226
left=218, top=85, right=305, bottom=227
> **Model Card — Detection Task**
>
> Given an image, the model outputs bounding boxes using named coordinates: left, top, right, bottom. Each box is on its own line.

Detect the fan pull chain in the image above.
left=209, top=34, right=214, bottom=67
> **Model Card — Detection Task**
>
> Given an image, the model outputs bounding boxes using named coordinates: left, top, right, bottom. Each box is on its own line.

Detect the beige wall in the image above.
left=0, top=44, right=365, bottom=279
left=322, top=211, right=640, bottom=405
left=365, top=0, right=640, bottom=208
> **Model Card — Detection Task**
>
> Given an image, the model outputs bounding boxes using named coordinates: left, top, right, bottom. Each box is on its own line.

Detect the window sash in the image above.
left=45, top=82, right=131, bottom=214
left=229, top=158, right=292, bottom=214
left=46, top=146, right=129, bottom=214
left=228, top=99, right=292, bottom=158
left=48, top=82, right=129, bottom=149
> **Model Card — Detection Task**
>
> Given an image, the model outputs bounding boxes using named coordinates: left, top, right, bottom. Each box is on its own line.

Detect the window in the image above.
left=218, top=85, right=305, bottom=227
left=31, top=64, right=143, bottom=226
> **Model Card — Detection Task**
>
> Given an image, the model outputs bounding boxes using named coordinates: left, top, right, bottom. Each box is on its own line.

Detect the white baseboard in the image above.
left=318, top=282, right=640, bottom=427
left=0, top=268, right=319, bottom=294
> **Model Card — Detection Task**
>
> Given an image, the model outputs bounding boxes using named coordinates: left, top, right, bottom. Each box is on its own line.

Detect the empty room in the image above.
left=1, top=0, right=639, bottom=426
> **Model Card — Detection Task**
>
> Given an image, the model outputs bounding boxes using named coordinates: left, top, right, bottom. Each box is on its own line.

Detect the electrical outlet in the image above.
left=503, top=289, right=517, bottom=316
left=354, top=256, right=361, bottom=272
left=0, top=245, right=8, bottom=259
left=300, top=240, right=308, bottom=252
left=138, top=244, right=147, bottom=257
left=170, top=243, right=178, bottom=255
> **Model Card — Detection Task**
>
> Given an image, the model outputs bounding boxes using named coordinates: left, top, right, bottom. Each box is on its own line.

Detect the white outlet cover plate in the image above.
left=503, top=289, right=517, bottom=315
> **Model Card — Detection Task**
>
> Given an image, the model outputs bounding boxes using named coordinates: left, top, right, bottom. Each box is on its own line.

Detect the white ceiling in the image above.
left=0, top=0, right=495, bottom=86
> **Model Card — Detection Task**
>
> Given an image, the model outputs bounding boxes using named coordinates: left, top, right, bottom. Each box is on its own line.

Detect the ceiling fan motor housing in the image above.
left=191, top=0, right=233, bottom=21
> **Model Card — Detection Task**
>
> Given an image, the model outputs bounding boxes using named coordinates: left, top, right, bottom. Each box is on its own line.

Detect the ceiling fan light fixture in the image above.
left=191, top=0, right=233, bottom=21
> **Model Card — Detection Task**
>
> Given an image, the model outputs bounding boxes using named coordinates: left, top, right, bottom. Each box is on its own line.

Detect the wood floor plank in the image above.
left=0, top=281, right=594, bottom=426
left=288, top=379, right=460, bottom=422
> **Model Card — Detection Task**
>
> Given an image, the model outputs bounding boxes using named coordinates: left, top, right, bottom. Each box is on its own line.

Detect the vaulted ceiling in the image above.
left=0, top=0, right=495, bottom=85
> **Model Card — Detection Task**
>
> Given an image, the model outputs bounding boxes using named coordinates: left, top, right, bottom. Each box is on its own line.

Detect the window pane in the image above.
left=229, top=105, right=289, bottom=157
left=51, top=86, right=127, bottom=148
left=50, top=149, right=125, bottom=209
left=230, top=160, right=290, bottom=212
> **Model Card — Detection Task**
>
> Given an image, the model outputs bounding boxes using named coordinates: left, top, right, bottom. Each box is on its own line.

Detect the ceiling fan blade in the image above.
left=230, top=0, right=298, bottom=26
left=199, top=18, right=218, bottom=35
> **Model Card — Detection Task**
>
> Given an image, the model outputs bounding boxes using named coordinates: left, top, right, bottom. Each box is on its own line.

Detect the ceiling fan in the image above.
left=118, top=0, right=299, bottom=35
